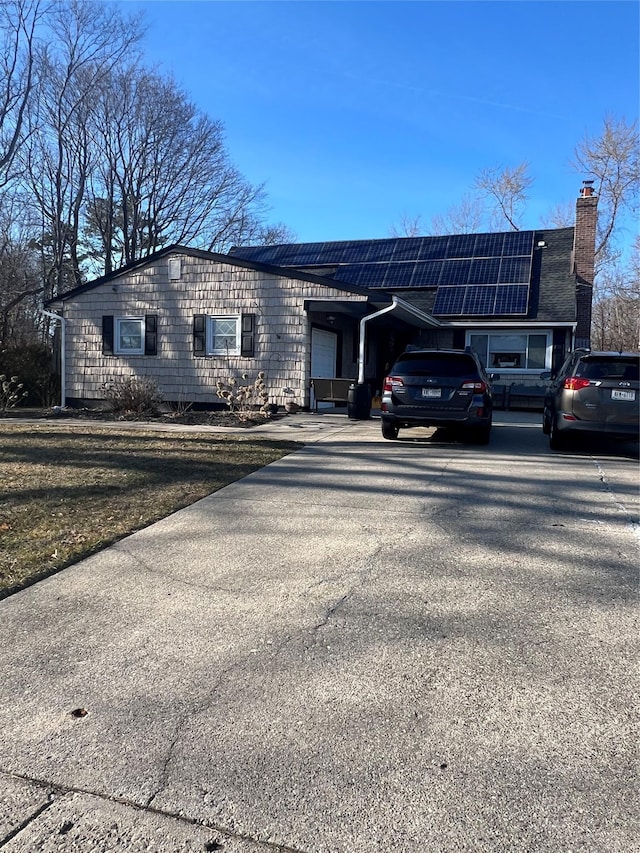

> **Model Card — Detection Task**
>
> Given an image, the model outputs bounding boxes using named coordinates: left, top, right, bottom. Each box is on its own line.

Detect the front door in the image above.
left=311, top=327, right=338, bottom=409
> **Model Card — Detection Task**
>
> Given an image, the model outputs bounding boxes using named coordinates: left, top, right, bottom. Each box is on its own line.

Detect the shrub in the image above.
left=215, top=371, right=271, bottom=420
left=0, top=375, right=28, bottom=413
left=0, top=344, right=59, bottom=407
left=103, top=376, right=164, bottom=415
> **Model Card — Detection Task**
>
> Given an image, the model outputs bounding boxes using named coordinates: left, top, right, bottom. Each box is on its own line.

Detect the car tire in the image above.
left=542, top=405, right=552, bottom=436
left=381, top=421, right=399, bottom=440
left=472, top=425, right=492, bottom=445
left=549, top=415, right=569, bottom=451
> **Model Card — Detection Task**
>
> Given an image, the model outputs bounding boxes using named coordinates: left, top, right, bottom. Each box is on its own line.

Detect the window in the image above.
left=208, top=315, right=240, bottom=355
left=102, top=315, right=157, bottom=356
left=193, top=313, right=255, bottom=357
left=468, top=331, right=550, bottom=371
left=116, top=318, right=144, bottom=354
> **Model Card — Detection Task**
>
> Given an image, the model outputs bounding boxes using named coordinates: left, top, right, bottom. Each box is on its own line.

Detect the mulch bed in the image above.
left=1, top=407, right=286, bottom=428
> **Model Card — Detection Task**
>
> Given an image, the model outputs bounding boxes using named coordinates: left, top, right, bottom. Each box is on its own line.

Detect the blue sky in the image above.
left=118, top=0, right=639, bottom=243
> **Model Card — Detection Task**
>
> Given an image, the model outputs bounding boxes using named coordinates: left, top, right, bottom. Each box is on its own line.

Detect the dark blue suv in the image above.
left=380, top=349, right=495, bottom=443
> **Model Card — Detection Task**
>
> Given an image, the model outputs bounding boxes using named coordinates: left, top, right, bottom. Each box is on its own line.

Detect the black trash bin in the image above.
left=348, top=382, right=372, bottom=419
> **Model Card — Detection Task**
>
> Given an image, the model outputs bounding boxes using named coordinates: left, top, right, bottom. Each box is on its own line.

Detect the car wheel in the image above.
left=542, top=405, right=552, bottom=436
left=381, top=421, right=399, bottom=440
left=473, top=425, right=492, bottom=445
left=549, top=415, right=569, bottom=451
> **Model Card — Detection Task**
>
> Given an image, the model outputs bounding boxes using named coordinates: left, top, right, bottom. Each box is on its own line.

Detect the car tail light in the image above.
left=563, top=377, right=591, bottom=391
left=383, top=375, right=404, bottom=392
left=461, top=381, right=486, bottom=392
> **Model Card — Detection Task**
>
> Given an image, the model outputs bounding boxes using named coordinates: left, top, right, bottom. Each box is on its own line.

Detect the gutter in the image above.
left=357, top=296, right=439, bottom=384
left=40, top=309, right=65, bottom=408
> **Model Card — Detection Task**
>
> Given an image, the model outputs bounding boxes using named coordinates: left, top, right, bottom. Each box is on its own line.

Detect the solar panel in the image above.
left=365, top=239, right=399, bottom=262
left=354, top=265, right=389, bottom=289
left=382, top=262, right=416, bottom=288
left=232, top=229, right=536, bottom=310
left=473, top=233, right=504, bottom=257
left=463, top=285, right=496, bottom=315
left=498, top=256, right=531, bottom=283
left=440, top=259, right=472, bottom=285
left=391, top=238, right=425, bottom=262
left=411, top=260, right=444, bottom=287
left=494, top=284, right=529, bottom=314
left=340, top=243, right=374, bottom=264
left=445, top=234, right=477, bottom=258
left=502, top=230, right=534, bottom=256
left=421, top=236, right=450, bottom=260
left=469, top=257, right=500, bottom=284
left=433, top=286, right=466, bottom=314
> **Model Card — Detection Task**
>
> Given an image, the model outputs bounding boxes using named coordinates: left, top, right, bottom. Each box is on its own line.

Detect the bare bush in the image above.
left=103, top=376, right=163, bottom=415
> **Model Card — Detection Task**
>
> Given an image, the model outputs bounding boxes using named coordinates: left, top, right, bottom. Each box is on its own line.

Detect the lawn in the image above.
left=0, top=423, right=300, bottom=599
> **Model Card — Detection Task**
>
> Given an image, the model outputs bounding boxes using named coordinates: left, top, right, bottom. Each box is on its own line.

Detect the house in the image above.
left=46, top=184, right=597, bottom=412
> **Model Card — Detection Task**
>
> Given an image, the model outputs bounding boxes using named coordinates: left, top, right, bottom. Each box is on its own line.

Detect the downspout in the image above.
left=41, top=309, right=65, bottom=408
left=357, top=297, right=404, bottom=384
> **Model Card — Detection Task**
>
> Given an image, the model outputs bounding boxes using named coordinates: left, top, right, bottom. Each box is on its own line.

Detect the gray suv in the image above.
left=380, top=348, right=495, bottom=443
left=541, top=349, right=639, bottom=450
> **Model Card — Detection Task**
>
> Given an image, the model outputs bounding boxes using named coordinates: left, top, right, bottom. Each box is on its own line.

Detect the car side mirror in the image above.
left=540, top=371, right=554, bottom=381
left=488, top=372, right=501, bottom=381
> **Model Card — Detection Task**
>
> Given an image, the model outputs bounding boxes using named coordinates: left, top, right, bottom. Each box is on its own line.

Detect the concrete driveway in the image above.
left=0, top=412, right=637, bottom=852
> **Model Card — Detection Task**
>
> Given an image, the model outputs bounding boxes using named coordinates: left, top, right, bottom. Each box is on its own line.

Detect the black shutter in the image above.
left=144, top=314, right=157, bottom=356
left=102, top=315, right=114, bottom=354
left=193, top=314, right=206, bottom=355
left=240, top=313, right=255, bottom=357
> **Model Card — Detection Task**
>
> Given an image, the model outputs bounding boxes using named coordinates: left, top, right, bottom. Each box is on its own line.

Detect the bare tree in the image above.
left=0, top=0, right=49, bottom=187
left=85, top=67, right=285, bottom=272
left=389, top=214, right=425, bottom=238
left=429, top=193, right=484, bottom=236
left=474, top=162, right=533, bottom=231
left=572, top=115, right=639, bottom=271
left=590, top=239, right=640, bottom=352
left=22, top=0, right=143, bottom=296
left=541, top=200, right=575, bottom=229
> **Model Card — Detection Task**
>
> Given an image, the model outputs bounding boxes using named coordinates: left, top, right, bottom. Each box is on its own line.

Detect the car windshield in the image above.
left=392, top=354, right=478, bottom=377
left=576, top=357, right=639, bottom=381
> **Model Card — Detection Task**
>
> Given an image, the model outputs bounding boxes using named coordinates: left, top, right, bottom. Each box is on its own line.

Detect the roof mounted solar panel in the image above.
left=463, top=285, right=496, bottom=315
left=352, top=265, right=389, bottom=288
left=494, top=284, right=529, bottom=314
left=469, top=257, right=500, bottom=284
left=440, top=258, right=472, bottom=286
left=445, top=234, right=477, bottom=258
left=433, top=285, right=466, bottom=315
left=473, top=233, right=504, bottom=257
left=498, top=256, right=531, bottom=283
left=411, top=259, right=444, bottom=287
left=502, top=230, right=535, bottom=256
left=420, top=236, right=450, bottom=260
left=390, top=238, right=425, bottom=262
left=382, top=262, right=416, bottom=288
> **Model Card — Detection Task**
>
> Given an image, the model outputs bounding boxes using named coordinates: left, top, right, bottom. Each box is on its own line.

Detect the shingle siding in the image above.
left=60, top=253, right=368, bottom=407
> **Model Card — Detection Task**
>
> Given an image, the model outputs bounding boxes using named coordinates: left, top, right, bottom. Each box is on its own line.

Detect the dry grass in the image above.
left=0, top=423, right=300, bottom=599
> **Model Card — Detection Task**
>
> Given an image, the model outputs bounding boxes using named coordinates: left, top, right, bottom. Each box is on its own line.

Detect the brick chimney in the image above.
left=573, top=180, right=598, bottom=348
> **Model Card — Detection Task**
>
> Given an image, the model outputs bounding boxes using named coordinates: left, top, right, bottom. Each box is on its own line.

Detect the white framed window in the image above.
left=115, top=318, right=144, bottom=354
left=207, top=315, right=240, bottom=355
left=467, top=331, right=551, bottom=371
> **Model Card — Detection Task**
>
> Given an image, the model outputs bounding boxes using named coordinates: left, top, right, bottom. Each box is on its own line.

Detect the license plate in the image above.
left=422, top=387, right=441, bottom=398
left=611, top=389, right=635, bottom=401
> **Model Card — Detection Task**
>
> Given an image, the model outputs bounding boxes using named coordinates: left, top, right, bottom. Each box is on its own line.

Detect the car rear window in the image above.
left=576, top=357, right=639, bottom=381
left=392, top=353, right=478, bottom=377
